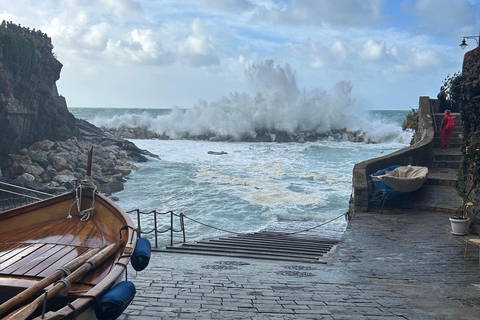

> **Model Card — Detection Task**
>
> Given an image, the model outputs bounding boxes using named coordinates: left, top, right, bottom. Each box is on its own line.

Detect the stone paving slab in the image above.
left=119, top=208, right=480, bottom=319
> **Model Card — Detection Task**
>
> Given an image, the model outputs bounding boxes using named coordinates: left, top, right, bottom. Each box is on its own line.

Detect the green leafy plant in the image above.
left=0, top=32, right=37, bottom=77
left=458, top=133, right=480, bottom=218
left=402, top=108, right=419, bottom=131
left=443, top=71, right=467, bottom=101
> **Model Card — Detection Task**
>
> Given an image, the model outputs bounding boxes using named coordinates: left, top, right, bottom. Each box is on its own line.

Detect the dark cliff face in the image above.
left=0, top=22, right=77, bottom=167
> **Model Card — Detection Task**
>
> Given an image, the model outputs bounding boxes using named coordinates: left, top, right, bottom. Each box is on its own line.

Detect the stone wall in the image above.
left=454, top=46, right=480, bottom=233
left=350, top=96, right=435, bottom=215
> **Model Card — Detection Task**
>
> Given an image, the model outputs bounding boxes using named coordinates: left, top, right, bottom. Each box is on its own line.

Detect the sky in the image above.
left=1, top=0, right=480, bottom=110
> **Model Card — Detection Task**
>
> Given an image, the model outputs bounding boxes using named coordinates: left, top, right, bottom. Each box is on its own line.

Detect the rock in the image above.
left=30, top=140, right=55, bottom=152
left=109, top=181, right=124, bottom=193
left=96, top=184, right=110, bottom=195
left=51, top=156, right=71, bottom=172
left=18, top=148, right=28, bottom=155
left=15, top=173, right=35, bottom=185
left=28, top=151, right=50, bottom=168
left=53, top=174, right=77, bottom=185
left=9, top=154, right=32, bottom=166
left=24, top=164, right=45, bottom=177
left=207, top=151, right=228, bottom=155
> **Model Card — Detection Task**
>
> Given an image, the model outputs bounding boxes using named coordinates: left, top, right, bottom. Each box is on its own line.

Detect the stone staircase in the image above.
left=428, top=112, right=463, bottom=187
left=387, top=113, right=464, bottom=214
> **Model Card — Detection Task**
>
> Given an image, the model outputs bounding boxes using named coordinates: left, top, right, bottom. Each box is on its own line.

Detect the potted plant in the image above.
left=449, top=202, right=472, bottom=235
left=452, top=135, right=480, bottom=235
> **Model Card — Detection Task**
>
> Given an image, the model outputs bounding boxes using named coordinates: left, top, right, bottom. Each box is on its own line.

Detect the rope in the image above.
left=288, top=212, right=347, bottom=235
left=175, top=213, right=243, bottom=235
left=174, top=211, right=346, bottom=236
left=67, top=184, right=97, bottom=220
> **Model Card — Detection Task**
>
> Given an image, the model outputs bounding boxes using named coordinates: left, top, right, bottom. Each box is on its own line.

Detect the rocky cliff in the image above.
left=451, top=46, right=480, bottom=232
left=0, top=22, right=76, bottom=162
left=0, top=22, right=156, bottom=195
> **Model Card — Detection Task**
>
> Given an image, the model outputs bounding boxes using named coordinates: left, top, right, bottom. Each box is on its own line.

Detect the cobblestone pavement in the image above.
left=119, top=208, right=480, bottom=319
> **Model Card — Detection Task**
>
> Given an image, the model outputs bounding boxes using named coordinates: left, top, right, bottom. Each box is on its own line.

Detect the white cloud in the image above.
left=359, top=39, right=386, bottom=61
left=255, top=0, right=387, bottom=27
left=1, top=0, right=474, bottom=110
left=106, top=29, right=174, bottom=65
left=403, top=0, right=477, bottom=36
left=178, top=18, right=220, bottom=67
left=79, top=23, right=110, bottom=50
left=198, top=0, right=254, bottom=12
left=332, top=40, right=348, bottom=60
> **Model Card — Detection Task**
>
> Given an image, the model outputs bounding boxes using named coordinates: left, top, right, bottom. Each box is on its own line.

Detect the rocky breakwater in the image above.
left=4, top=138, right=145, bottom=196
left=103, top=126, right=368, bottom=143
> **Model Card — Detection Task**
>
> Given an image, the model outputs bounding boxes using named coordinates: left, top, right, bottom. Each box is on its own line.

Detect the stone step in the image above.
left=386, top=185, right=462, bottom=214
left=427, top=168, right=458, bottom=187
left=432, top=161, right=460, bottom=169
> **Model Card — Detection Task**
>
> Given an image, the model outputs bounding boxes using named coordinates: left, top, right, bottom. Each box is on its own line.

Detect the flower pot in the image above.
left=449, top=217, right=470, bottom=236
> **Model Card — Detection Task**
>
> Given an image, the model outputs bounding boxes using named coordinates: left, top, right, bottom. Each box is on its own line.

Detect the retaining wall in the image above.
left=349, top=96, right=435, bottom=215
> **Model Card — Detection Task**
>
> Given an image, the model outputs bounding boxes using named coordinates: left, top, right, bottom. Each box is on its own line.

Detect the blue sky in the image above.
left=1, top=0, right=480, bottom=110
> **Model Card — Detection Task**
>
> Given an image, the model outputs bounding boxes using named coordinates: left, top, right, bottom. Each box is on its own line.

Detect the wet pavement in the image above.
left=119, top=206, right=480, bottom=319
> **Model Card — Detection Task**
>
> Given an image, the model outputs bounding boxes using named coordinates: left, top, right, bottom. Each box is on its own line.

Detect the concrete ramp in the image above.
left=163, top=231, right=339, bottom=264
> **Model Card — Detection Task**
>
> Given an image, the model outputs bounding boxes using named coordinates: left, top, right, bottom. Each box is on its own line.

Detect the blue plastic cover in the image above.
left=95, top=281, right=136, bottom=320
left=131, top=237, right=151, bottom=271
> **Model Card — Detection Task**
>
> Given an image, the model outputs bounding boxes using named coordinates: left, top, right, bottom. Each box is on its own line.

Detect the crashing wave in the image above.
left=94, top=60, right=412, bottom=144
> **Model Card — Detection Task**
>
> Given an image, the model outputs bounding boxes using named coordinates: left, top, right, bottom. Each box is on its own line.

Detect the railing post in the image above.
left=154, top=210, right=158, bottom=249
left=180, top=213, right=186, bottom=243
left=136, top=209, right=141, bottom=238
left=170, top=211, right=174, bottom=246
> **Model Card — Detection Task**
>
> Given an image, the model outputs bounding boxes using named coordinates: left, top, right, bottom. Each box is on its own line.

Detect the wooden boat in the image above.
left=371, top=165, right=428, bottom=197
left=0, top=178, right=137, bottom=319
left=370, top=165, right=428, bottom=210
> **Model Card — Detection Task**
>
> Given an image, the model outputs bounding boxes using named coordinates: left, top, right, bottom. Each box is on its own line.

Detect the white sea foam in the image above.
left=86, top=60, right=412, bottom=144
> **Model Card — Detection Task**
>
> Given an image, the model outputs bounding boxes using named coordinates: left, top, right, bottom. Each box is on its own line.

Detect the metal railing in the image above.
left=0, top=181, right=54, bottom=212
left=126, top=209, right=185, bottom=248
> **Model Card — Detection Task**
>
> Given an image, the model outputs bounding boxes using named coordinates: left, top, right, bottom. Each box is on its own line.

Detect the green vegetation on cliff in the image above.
left=0, top=32, right=37, bottom=77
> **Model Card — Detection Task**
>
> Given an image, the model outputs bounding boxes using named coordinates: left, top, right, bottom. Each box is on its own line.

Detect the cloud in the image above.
left=332, top=40, right=348, bottom=60
left=198, top=0, right=254, bottom=12
left=255, top=0, right=387, bottom=27
left=178, top=18, right=220, bottom=67
left=79, top=23, right=110, bottom=50
left=106, top=29, right=174, bottom=65
left=359, top=39, right=386, bottom=61
left=402, top=0, right=477, bottom=36
left=99, top=0, right=144, bottom=21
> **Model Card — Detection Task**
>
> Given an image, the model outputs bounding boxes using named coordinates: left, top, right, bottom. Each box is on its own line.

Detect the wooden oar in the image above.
left=0, top=246, right=103, bottom=317
left=3, top=240, right=124, bottom=320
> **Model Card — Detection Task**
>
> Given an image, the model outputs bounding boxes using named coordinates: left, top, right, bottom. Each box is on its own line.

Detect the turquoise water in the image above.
left=71, top=107, right=411, bottom=246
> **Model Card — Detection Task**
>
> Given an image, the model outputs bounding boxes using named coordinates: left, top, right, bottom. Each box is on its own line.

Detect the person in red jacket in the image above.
left=440, top=109, right=456, bottom=150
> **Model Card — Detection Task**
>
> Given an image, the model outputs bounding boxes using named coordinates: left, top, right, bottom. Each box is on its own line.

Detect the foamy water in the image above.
left=69, top=60, right=413, bottom=247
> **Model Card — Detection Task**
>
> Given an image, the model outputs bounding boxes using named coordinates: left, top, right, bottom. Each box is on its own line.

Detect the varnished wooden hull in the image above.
left=0, top=189, right=136, bottom=319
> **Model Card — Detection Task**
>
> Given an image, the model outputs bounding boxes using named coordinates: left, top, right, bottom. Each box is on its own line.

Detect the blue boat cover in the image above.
left=95, top=281, right=136, bottom=320
left=131, top=237, right=151, bottom=271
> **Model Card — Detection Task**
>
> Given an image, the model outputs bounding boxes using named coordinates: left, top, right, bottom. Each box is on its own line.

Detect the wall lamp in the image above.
left=459, top=32, right=480, bottom=49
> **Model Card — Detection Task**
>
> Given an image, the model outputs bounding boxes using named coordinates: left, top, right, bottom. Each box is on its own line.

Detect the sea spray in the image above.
left=153, top=60, right=361, bottom=140
left=85, top=60, right=412, bottom=143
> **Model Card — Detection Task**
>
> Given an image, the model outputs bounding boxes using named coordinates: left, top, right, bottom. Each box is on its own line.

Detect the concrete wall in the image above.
left=349, top=96, right=435, bottom=215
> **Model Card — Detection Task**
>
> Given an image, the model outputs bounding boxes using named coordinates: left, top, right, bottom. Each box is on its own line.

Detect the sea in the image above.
left=69, top=107, right=412, bottom=247
left=68, top=61, right=412, bottom=247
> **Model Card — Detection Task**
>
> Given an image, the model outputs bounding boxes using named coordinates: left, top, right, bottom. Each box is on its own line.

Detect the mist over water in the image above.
left=82, top=60, right=411, bottom=144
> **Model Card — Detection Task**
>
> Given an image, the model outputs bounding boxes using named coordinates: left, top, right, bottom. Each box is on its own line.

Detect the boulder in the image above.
left=51, top=156, right=71, bottom=172
left=29, top=140, right=55, bottom=152
left=54, top=174, right=77, bottom=185
left=15, top=173, right=35, bottom=185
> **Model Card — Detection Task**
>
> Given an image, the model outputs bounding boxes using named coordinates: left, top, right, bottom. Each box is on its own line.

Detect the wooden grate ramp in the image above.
left=162, top=231, right=339, bottom=264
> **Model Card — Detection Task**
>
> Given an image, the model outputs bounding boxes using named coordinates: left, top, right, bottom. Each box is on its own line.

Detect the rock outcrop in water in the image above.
left=0, top=21, right=157, bottom=194
left=103, top=126, right=369, bottom=143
